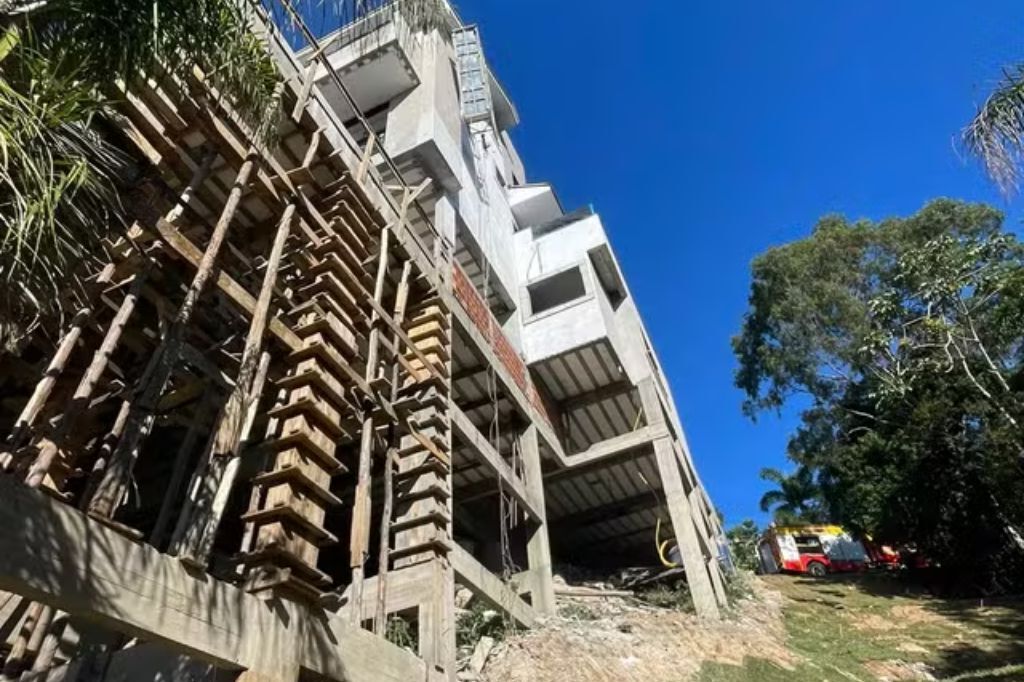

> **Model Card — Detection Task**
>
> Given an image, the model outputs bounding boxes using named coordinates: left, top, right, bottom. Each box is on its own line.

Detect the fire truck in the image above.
left=757, top=524, right=869, bottom=576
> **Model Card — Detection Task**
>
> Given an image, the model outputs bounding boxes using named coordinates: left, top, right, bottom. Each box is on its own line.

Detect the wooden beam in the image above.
left=450, top=406, right=540, bottom=521
left=451, top=545, right=535, bottom=629
left=156, top=220, right=301, bottom=353
left=0, top=478, right=425, bottom=681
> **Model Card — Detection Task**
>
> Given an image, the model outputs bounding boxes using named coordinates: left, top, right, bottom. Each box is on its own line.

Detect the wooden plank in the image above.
left=450, top=406, right=540, bottom=521
left=156, top=220, right=301, bottom=352
left=451, top=545, right=535, bottom=629
left=0, top=478, right=426, bottom=681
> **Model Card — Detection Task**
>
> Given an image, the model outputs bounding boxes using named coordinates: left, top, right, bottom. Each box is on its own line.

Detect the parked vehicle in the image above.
left=758, top=524, right=869, bottom=576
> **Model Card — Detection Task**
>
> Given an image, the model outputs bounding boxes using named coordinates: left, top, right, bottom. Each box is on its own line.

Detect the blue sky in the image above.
left=450, top=1, right=1024, bottom=526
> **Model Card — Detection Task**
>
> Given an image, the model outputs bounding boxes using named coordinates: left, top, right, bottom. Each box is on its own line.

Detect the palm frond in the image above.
left=0, top=49, right=129, bottom=344
left=14, top=0, right=282, bottom=144
left=963, top=65, right=1024, bottom=195
left=759, top=490, right=787, bottom=513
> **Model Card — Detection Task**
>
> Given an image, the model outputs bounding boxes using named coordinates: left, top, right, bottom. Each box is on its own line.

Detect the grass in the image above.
left=699, top=573, right=1024, bottom=682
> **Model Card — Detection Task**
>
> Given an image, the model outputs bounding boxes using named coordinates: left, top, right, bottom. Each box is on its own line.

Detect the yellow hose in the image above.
left=655, top=517, right=679, bottom=568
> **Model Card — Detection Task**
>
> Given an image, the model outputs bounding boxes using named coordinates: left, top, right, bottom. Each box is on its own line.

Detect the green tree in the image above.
left=758, top=466, right=827, bottom=524
left=726, top=519, right=761, bottom=572
left=734, top=199, right=1024, bottom=593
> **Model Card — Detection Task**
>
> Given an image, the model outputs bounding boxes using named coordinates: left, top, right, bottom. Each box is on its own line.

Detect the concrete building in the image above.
left=0, top=3, right=727, bottom=680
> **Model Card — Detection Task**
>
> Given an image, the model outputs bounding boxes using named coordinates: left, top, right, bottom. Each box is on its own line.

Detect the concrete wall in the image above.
left=511, top=214, right=652, bottom=383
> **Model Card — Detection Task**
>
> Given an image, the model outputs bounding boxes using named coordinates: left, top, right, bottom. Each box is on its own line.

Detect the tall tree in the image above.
left=734, top=199, right=1024, bottom=593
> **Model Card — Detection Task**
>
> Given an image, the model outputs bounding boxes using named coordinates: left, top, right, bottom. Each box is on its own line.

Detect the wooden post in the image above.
left=349, top=226, right=391, bottom=626
left=374, top=260, right=412, bottom=635
left=0, top=262, right=115, bottom=468
left=520, top=424, right=556, bottom=616
left=23, top=269, right=148, bottom=489
left=27, top=611, right=67, bottom=674
left=0, top=601, right=44, bottom=680
left=171, top=202, right=295, bottom=566
left=88, top=153, right=255, bottom=520
left=148, top=393, right=217, bottom=549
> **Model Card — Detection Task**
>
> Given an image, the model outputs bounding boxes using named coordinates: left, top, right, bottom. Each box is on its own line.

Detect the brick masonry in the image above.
left=452, top=265, right=558, bottom=428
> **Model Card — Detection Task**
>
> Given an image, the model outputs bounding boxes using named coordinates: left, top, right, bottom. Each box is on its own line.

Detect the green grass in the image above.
left=698, top=574, right=1024, bottom=682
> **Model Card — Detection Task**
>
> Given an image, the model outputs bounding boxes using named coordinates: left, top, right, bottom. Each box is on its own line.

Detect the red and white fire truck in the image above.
left=757, top=524, right=870, bottom=576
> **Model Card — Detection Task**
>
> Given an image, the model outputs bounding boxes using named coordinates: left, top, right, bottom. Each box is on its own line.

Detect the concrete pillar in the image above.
left=639, top=380, right=720, bottom=620
left=520, top=424, right=556, bottom=616
left=689, top=488, right=728, bottom=608
left=652, top=438, right=720, bottom=619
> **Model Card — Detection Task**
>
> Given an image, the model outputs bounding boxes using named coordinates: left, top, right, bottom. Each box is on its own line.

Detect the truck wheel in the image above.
left=807, top=561, right=827, bottom=577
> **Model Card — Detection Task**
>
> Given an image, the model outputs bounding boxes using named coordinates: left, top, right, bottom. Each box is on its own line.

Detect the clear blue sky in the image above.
left=451, top=1, right=1024, bottom=526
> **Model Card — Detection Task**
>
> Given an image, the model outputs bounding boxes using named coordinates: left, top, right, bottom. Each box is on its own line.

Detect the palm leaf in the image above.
left=759, top=490, right=787, bottom=513
left=963, top=65, right=1024, bottom=195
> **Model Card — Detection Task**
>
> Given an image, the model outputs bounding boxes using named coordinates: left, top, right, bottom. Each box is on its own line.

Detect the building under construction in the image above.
left=0, top=3, right=729, bottom=680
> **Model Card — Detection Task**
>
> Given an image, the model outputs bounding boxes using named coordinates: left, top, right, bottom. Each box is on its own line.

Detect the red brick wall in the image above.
left=452, top=265, right=557, bottom=428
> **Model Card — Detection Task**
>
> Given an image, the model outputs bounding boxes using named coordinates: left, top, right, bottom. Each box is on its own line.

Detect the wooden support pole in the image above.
left=349, top=226, right=391, bottom=626
left=0, top=263, right=115, bottom=468
left=148, top=393, right=217, bottom=549
left=356, top=133, right=376, bottom=183
left=27, top=611, right=67, bottom=675
left=520, top=425, right=556, bottom=617
left=88, top=153, right=255, bottom=521
left=374, top=260, right=412, bottom=636
left=23, top=270, right=149, bottom=489
left=171, top=203, right=295, bottom=565
left=0, top=602, right=44, bottom=680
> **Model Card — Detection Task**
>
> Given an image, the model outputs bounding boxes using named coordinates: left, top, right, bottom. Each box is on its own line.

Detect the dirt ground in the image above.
left=473, top=573, right=1024, bottom=682
left=477, top=576, right=793, bottom=682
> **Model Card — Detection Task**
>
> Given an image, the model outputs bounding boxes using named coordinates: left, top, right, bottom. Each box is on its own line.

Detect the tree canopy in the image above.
left=734, top=199, right=1024, bottom=593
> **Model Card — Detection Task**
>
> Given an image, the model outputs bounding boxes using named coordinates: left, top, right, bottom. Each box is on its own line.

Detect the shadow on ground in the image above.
left=786, top=572, right=1024, bottom=679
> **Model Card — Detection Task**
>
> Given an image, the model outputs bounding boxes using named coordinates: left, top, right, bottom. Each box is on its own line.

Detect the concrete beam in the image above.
left=549, top=492, right=661, bottom=534
left=451, top=405, right=542, bottom=521
left=558, top=380, right=634, bottom=414
left=451, top=545, right=535, bottom=629
left=546, top=425, right=667, bottom=482
left=0, top=477, right=425, bottom=681
left=336, top=563, right=434, bottom=622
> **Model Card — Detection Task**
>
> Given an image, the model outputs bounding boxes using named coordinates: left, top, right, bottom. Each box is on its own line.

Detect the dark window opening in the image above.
left=793, top=535, right=825, bottom=555
left=528, top=267, right=586, bottom=315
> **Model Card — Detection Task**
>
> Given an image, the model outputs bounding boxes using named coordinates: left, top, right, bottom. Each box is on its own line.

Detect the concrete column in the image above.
left=689, top=488, right=728, bottom=607
left=638, top=379, right=719, bottom=620
left=652, top=438, right=720, bottom=620
left=520, top=424, right=556, bottom=616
